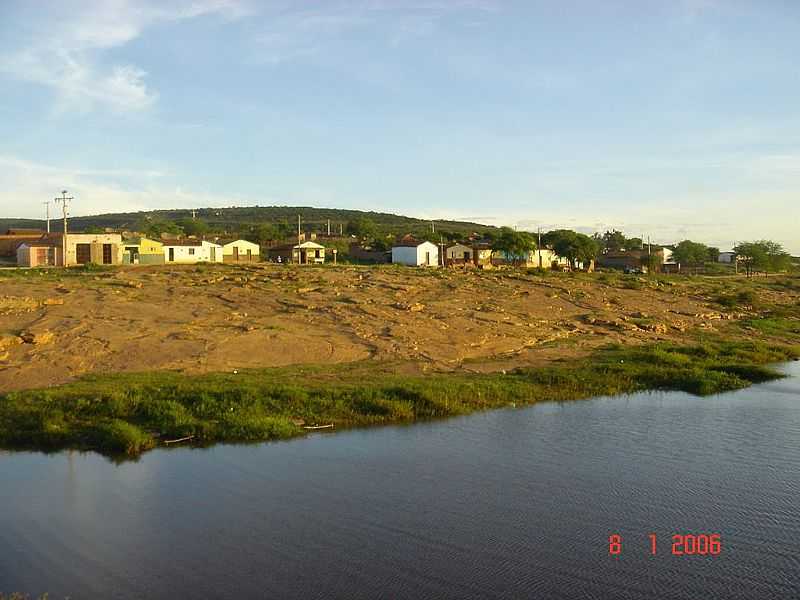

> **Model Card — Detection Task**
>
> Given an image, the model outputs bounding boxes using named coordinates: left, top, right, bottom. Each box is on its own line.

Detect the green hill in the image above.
left=0, top=206, right=495, bottom=240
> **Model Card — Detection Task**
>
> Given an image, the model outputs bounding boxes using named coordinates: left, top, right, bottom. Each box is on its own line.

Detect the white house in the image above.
left=392, top=241, right=439, bottom=267
left=718, top=251, right=736, bottom=264
left=163, top=240, right=223, bottom=264
left=221, top=239, right=260, bottom=263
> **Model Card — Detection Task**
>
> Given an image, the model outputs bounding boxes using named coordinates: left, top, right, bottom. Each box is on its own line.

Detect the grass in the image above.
left=1, top=340, right=797, bottom=459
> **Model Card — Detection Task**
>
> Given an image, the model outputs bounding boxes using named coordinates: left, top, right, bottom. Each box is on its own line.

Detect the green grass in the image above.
left=1, top=340, right=797, bottom=459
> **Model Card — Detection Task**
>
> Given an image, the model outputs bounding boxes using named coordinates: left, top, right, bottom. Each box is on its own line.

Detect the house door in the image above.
left=102, top=244, right=113, bottom=264
left=168, top=248, right=175, bottom=262
left=210, top=247, right=216, bottom=262
left=75, top=244, right=91, bottom=264
left=233, top=247, right=239, bottom=260
left=463, top=251, right=470, bottom=261
left=425, top=251, right=430, bottom=265
left=246, top=249, right=252, bottom=261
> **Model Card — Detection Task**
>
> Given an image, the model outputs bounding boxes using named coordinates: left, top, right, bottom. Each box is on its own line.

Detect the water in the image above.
left=2, top=363, right=799, bottom=599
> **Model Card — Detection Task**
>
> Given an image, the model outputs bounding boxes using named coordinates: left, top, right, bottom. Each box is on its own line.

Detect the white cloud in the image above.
left=0, top=0, right=251, bottom=113
left=0, top=154, right=249, bottom=218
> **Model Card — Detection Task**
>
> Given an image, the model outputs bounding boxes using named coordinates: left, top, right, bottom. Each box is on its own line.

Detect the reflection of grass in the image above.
left=1, top=341, right=797, bottom=459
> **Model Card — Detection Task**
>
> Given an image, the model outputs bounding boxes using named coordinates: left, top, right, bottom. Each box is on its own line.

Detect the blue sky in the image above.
left=0, top=0, right=798, bottom=252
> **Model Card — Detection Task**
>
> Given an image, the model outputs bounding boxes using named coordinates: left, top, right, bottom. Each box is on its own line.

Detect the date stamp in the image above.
left=609, top=533, right=721, bottom=556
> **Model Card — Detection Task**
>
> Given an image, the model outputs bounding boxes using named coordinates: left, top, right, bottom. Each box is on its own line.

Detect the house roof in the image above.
left=295, top=241, right=325, bottom=249
left=393, top=240, right=436, bottom=248
left=18, top=241, right=58, bottom=248
left=162, top=239, right=219, bottom=247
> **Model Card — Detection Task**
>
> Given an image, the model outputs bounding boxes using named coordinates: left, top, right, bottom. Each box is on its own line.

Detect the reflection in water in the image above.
left=1, top=362, right=799, bottom=599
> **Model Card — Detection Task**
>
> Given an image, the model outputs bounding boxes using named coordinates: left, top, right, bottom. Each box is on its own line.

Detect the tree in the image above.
left=177, top=218, right=210, bottom=237
left=626, top=237, right=644, bottom=250
left=492, top=227, right=536, bottom=266
left=762, top=240, right=791, bottom=274
left=707, top=247, right=720, bottom=263
left=246, top=223, right=280, bottom=245
left=734, top=242, right=769, bottom=277
left=600, top=229, right=627, bottom=253
left=143, top=220, right=183, bottom=238
left=346, top=218, right=378, bottom=240
left=543, top=229, right=599, bottom=269
left=640, top=252, right=664, bottom=273
left=672, top=240, right=710, bottom=268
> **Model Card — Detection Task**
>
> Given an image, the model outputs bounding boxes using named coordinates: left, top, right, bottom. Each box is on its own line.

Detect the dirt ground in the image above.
left=0, top=265, right=793, bottom=392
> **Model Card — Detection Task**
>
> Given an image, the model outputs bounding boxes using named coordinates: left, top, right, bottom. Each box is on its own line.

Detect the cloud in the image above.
left=0, top=154, right=249, bottom=218
left=254, top=1, right=496, bottom=64
left=0, top=0, right=251, bottom=113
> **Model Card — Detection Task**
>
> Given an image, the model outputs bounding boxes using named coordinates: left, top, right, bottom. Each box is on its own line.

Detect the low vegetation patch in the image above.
left=1, top=340, right=797, bottom=459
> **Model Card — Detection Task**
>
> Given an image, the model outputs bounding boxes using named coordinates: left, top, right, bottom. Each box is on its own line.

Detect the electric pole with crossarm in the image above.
left=53, top=190, right=73, bottom=266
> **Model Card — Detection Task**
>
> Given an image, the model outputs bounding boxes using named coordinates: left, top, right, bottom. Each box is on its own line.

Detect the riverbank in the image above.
left=1, top=340, right=797, bottom=457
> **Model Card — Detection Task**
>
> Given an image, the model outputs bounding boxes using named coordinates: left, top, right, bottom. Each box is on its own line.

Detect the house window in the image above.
left=189, top=248, right=195, bottom=255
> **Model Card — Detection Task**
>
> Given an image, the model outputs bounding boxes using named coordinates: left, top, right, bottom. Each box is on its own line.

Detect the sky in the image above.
left=0, top=0, right=798, bottom=253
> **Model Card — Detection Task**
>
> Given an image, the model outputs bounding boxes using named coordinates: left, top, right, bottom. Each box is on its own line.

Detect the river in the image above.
left=2, top=362, right=799, bottom=599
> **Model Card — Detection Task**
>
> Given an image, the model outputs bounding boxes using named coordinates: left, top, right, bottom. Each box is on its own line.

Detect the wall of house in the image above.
left=163, top=243, right=223, bottom=264
left=446, top=245, right=472, bottom=260
left=17, top=245, right=59, bottom=267
left=223, top=240, right=260, bottom=263
left=59, top=234, right=123, bottom=266
left=393, top=243, right=438, bottom=266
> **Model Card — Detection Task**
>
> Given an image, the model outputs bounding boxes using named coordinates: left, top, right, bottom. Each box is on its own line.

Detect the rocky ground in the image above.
left=0, top=264, right=796, bottom=392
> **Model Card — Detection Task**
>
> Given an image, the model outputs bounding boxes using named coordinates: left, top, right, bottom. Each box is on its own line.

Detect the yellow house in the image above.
left=123, top=237, right=165, bottom=265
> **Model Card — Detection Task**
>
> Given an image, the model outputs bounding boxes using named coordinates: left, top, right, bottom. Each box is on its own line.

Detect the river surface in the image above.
left=2, top=362, right=799, bottom=599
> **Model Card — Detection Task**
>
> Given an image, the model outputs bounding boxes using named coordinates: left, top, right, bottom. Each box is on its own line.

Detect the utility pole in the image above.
left=297, top=214, right=301, bottom=244
left=431, top=221, right=435, bottom=235
left=327, top=219, right=331, bottom=236
left=339, top=223, right=343, bottom=236
left=54, top=190, right=73, bottom=267
left=43, top=200, right=51, bottom=233
left=191, top=209, right=197, bottom=220
left=537, top=227, right=542, bottom=268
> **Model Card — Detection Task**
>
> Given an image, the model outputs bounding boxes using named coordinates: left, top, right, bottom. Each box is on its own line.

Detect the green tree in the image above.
left=177, top=218, right=210, bottom=237
left=707, top=247, right=720, bottom=262
left=734, top=241, right=769, bottom=277
left=626, top=237, right=644, bottom=250
left=346, top=218, right=378, bottom=240
left=493, top=227, right=537, bottom=266
left=673, top=240, right=710, bottom=268
left=640, top=251, right=664, bottom=273
left=601, top=229, right=627, bottom=253
left=143, top=220, right=183, bottom=238
left=246, top=223, right=280, bottom=244
left=544, top=229, right=599, bottom=269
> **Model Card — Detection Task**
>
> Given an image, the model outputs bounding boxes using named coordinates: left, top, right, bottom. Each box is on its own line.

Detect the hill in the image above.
left=0, top=206, right=496, bottom=239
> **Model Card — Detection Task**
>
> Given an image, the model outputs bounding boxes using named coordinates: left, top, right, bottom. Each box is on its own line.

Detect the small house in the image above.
left=445, top=243, right=473, bottom=266
left=267, top=241, right=326, bottom=264
left=391, top=240, right=439, bottom=267
left=222, top=239, right=260, bottom=263
left=123, top=237, right=164, bottom=265
left=718, top=251, right=736, bottom=264
left=163, top=240, right=223, bottom=264
left=16, top=241, right=58, bottom=267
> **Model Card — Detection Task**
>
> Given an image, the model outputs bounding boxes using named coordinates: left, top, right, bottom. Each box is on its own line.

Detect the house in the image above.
left=122, top=237, right=164, bottom=265
left=445, top=243, right=473, bottom=266
left=472, top=243, right=494, bottom=268
left=16, top=241, right=58, bottom=267
left=267, top=241, right=326, bottom=264
left=349, top=242, right=391, bottom=263
left=22, top=233, right=125, bottom=267
left=391, top=240, right=439, bottom=267
left=597, top=248, right=666, bottom=272
left=0, top=231, right=49, bottom=259
left=163, top=240, right=223, bottom=264
left=222, top=239, right=260, bottom=263
left=718, top=251, right=736, bottom=264
left=493, top=248, right=574, bottom=269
